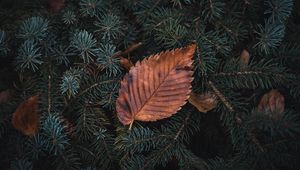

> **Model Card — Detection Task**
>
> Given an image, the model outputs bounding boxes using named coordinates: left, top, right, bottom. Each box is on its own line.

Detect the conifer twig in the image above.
left=248, top=130, right=265, bottom=152
left=61, top=79, right=117, bottom=114
left=145, top=0, right=161, bottom=19
left=208, top=81, right=234, bottom=112
left=140, top=143, right=173, bottom=170
left=123, top=42, right=143, bottom=55
left=48, top=62, right=52, bottom=114
left=208, top=80, right=264, bottom=152
left=48, top=74, right=51, bottom=114
left=212, top=71, right=263, bottom=77
left=140, top=112, right=193, bottom=170
left=174, top=112, right=191, bottom=140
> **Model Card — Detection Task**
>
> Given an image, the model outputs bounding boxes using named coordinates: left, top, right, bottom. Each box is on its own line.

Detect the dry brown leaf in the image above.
left=116, top=44, right=196, bottom=128
left=12, top=95, right=40, bottom=136
left=257, top=89, right=285, bottom=119
left=0, top=89, right=13, bottom=104
left=48, top=0, right=65, bottom=12
left=240, top=49, right=250, bottom=65
left=188, top=92, right=218, bottom=113
left=120, top=57, right=134, bottom=71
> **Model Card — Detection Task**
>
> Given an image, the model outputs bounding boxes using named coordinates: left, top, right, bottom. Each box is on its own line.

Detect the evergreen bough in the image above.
left=0, top=0, right=299, bottom=169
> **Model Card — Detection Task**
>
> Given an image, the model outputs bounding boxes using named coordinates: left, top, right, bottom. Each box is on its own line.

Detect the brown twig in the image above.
left=113, top=42, right=143, bottom=58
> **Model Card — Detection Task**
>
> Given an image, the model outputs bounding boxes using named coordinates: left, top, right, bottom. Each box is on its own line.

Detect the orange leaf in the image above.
left=257, top=89, right=285, bottom=120
left=188, top=92, right=218, bottom=113
left=12, top=95, right=40, bottom=136
left=116, top=44, right=196, bottom=127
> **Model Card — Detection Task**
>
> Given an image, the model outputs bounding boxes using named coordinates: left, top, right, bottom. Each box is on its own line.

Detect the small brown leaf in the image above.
left=48, top=0, right=65, bottom=12
left=116, top=44, right=196, bottom=127
left=120, top=57, right=134, bottom=71
left=188, top=92, right=218, bottom=112
left=257, top=89, right=285, bottom=119
left=239, top=49, right=250, bottom=65
left=0, top=89, right=13, bottom=104
left=12, top=95, right=40, bottom=136
left=61, top=117, right=75, bottom=137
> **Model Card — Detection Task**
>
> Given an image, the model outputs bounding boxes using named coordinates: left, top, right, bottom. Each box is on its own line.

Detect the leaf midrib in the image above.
left=133, top=60, right=180, bottom=121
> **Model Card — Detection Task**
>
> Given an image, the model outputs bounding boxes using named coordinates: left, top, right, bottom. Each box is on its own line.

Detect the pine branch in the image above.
left=208, top=80, right=264, bottom=152
left=138, top=111, right=201, bottom=170
left=174, top=112, right=191, bottom=140
left=61, top=79, right=117, bottom=114
left=145, top=0, right=162, bottom=18
left=139, top=142, right=173, bottom=170
left=212, top=71, right=286, bottom=79
left=47, top=68, right=52, bottom=114
left=208, top=81, right=234, bottom=112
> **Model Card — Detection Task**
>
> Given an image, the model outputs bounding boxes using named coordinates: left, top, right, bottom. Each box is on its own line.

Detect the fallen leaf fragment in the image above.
left=257, top=89, right=285, bottom=120
left=48, top=0, right=65, bottom=12
left=12, top=95, right=40, bottom=136
left=0, top=89, right=13, bottom=104
left=239, top=49, right=250, bottom=65
left=188, top=92, right=218, bottom=113
left=120, top=57, right=134, bottom=71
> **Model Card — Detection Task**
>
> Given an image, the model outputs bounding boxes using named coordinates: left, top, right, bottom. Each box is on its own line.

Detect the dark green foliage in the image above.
left=17, top=17, right=49, bottom=41
left=211, top=58, right=291, bottom=89
left=75, top=107, right=103, bottom=141
left=265, top=0, right=293, bottom=23
left=199, top=0, right=225, bottom=22
left=96, top=43, right=122, bottom=76
left=55, top=45, right=75, bottom=66
left=89, top=128, right=118, bottom=169
left=116, top=109, right=206, bottom=170
left=79, top=0, right=109, bottom=17
left=94, top=13, right=124, bottom=40
left=0, top=0, right=300, bottom=169
left=16, top=40, right=43, bottom=72
left=25, top=134, right=47, bottom=160
left=196, top=30, right=232, bottom=56
left=41, top=113, right=70, bottom=155
left=11, top=158, right=33, bottom=170
left=228, top=110, right=300, bottom=169
left=254, top=20, right=285, bottom=55
left=71, top=30, right=100, bottom=63
left=153, top=18, right=188, bottom=48
left=170, top=0, right=193, bottom=8
left=61, top=70, right=81, bottom=97
left=0, top=116, right=8, bottom=138
left=62, top=11, right=77, bottom=25
left=53, top=148, right=81, bottom=170
left=0, top=30, right=9, bottom=55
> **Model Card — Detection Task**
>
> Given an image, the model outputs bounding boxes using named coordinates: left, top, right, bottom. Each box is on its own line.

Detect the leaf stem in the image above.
left=129, top=121, right=133, bottom=130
